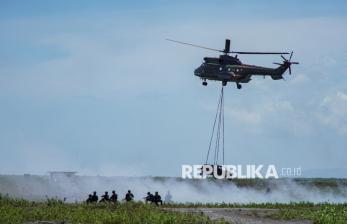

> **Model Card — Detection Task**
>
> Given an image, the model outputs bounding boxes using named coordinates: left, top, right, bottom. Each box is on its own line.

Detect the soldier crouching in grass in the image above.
left=110, top=190, right=118, bottom=203
left=124, top=190, right=134, bottom=202
left=153, top=192, right=162, bottom=206
left=91, top=191, right=98, bottom=203
left=86, top=194, right=93, bottom=204
left=144, top=192, right=154, bottom=204
left=99, top=191, right=110, bottom=203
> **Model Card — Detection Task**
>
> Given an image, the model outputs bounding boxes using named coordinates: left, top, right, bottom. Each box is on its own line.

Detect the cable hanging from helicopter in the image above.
left=204, top=85, right=225, bottom=176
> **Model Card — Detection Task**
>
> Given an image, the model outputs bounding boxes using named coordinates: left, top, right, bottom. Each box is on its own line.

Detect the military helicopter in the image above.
left=167, top=38, right=299, bottom=89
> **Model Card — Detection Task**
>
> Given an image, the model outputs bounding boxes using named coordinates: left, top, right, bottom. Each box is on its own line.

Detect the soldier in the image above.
left=153, top=191, right=162, bottom=206
left=91, top=191, right=98, bottom=203
left=99, top=191, right=110, bottom=202
left=266, top=187, right=271, bottom=194
left=164, top=191, right=172, bottom=204
left=144, top=192, right=153, bottom=204
left=86, top=194, right=93, bottom=204
left=110, top=190, right=118, bottom=203
left=125, top=190, right=134, bottom=202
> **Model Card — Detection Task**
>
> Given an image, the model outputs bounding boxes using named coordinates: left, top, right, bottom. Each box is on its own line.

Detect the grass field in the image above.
left=0, top=194, right=222, bottom=224
left=1, top=194, right=346, bottom=224
left=164, top=202, right=347, bottom=223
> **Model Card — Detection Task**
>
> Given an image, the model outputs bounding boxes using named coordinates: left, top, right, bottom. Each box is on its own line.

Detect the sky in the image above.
left=0, top=0, right=347, bottom=177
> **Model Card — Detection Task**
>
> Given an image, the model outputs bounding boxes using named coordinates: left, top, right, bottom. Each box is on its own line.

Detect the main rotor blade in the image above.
left=289, top=66, right=292, bottom=75
left=289, top=51, right=293, bottom=61
left=232, top=51, right=290, bottom=55
left=166, top=39, right=222, bottom=52
left=281, top=55, right=286, bottom=61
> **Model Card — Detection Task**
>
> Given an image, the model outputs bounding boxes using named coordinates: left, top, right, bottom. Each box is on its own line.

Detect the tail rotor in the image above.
left=273, top=51, right=299, bottom=75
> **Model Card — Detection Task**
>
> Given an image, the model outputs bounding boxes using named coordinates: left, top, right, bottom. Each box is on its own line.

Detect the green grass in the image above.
left=0, top=195, right=223, bottom=224
left=273, top=203, right=347, bottom=224
left=1, top=194, right=346, bottom=224
left=163, top=202, right=347, bottom=224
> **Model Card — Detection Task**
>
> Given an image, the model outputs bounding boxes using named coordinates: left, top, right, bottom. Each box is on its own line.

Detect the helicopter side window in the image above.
left=227, top=68, right=231, bottom=72
left=219, top=67, right=223, bottom=71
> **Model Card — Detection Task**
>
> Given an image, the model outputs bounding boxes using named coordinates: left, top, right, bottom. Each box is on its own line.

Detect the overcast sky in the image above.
left=0, top=0, right=347, bottom=177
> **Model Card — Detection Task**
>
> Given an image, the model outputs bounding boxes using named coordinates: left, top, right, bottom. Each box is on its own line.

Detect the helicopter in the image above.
left=167, top=38, right=299, bottom=89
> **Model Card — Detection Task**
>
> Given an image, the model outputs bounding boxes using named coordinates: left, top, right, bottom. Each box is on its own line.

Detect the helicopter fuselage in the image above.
left=194, top=55, right=290, bottom=88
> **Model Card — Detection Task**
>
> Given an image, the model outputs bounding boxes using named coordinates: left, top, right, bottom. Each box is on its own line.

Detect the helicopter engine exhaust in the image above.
left=224, top=39, right=231, bottom=54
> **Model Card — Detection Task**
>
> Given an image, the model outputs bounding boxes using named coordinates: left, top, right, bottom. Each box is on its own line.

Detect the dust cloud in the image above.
left=1, top=175, right=346, bottom=203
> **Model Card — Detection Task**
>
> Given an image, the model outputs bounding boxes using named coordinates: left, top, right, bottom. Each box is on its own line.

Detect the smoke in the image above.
left=1, top=175, right=346, bottom=204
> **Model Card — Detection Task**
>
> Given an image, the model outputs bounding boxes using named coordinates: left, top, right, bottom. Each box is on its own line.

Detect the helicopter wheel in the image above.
left=237, top=83, right=242, bottom=89
left=202, top=81, right=208, bottom=86
left=222, top=81, right=227, bottom=86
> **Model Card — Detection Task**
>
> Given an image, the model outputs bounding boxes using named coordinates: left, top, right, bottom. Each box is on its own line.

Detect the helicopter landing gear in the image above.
left=202, top=81, right=208, bottom=86
left=236, top=83, right=242, bottom=89
left=222, top=80, right=227, bottom=86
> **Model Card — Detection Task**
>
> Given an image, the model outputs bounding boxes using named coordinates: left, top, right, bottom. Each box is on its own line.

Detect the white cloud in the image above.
left=290, top=72, right=310, bottom=84
left=316, top=91, right=347, bottom=134
left=227, top=109, right=262, bottom=125
left=337, top=91, right=347, bottom=101
left=225, top=100, right=294, bottom=125
left=0, top=141, right=77, bottom=175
